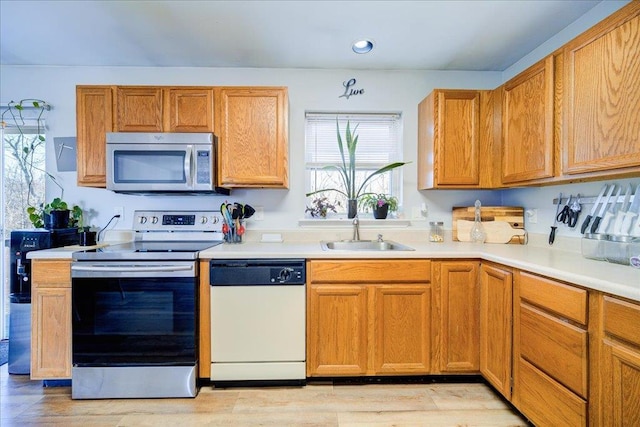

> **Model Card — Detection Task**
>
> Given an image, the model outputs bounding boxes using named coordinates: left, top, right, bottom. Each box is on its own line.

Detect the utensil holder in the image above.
left=581, top=233, right=609, bottom=260
left=604, top=235, right=640, bottom=266
left=224, top=220, right=244, bottom=243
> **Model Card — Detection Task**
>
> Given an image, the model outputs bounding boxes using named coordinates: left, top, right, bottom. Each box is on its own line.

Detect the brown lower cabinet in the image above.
left=479, top=262, right=513, bottom=399
left=597, top=295, right=640, bottom=426
left=30, top=259, right=72, bottom=380
left=513, top=271, right=588, bottom=426
left=432, top=260, right=480, bottom=373
left=306, top=260, right=432, bottom=377
left=28, top=256, right=640, bottom=425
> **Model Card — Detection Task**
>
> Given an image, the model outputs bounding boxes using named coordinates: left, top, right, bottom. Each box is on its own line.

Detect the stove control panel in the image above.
left=133, top=210, right=224, bottom=232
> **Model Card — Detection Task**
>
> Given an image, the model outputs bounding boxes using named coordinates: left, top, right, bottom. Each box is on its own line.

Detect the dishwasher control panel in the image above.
left=210, top=259, right=305, bottom=286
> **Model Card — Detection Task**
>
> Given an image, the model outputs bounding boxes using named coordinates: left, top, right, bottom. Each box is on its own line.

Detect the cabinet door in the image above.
left=30, top=260, right=72, bottom=380
left=371, top=285, right=431, bottom=374
left=564, top=3, right=640, bottom=176
left=502, top=55, right=555, bottom=184
left=418, top=90, right=482, bottom=188
left=602, top=340, right=640, bottom=426
left=434, top=261, right=480, bottom=372
left=76, top=86, right=113, bottom=187
left=116, top=87, right=163, bottom=132
left=166, top=88, right=214, bottom=132
left=306, top=284, right=368, bottom=376
left=479, top=263, right=513, bottom=399
left=216, top=87, right=288, bottom=188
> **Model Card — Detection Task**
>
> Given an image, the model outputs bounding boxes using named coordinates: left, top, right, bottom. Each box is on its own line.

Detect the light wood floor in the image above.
left=1, top=365, right=530, bottom=426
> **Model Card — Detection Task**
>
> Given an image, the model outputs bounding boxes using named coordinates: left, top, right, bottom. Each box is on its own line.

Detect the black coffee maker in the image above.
left=8, top=229, right=80, bottom=374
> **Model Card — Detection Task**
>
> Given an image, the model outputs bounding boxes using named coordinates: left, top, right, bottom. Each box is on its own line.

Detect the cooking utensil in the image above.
left=620, top=184, right=640, bottom=235
left=599, top=185, right=622, bottom=234
left=627, top=184, right=640, bottom=237
left=591, top=184, right=616, bottom=233
left=242, top=204, right=256, bottom=219
left=580, top=184, right=608, bottom=234
left=457, top=220, right=527, bottom=244
left=612, top=184, right=633, bottom=235
left=550, top=193, right=563, bottom=245
left=556, top=194, right=580, bottom=228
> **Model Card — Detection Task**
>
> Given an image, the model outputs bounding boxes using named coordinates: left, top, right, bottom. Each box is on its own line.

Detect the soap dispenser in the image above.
left=470, top=199, right=486, bottom=243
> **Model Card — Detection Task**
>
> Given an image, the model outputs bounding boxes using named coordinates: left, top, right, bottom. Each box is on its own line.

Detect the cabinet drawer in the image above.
left=308, top=260, right=431, bottom=283
left=518, top=271, right=587, bottom=325
left=604, top=296, right=640, bottom=348
left=519, top=303, right=588, bottom=398
left=517, top=357, right=587, bottom=426
left=32, top=260, right=71, bottom=287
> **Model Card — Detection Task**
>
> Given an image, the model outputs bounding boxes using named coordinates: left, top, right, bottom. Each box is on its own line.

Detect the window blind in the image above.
left=305, top=113, right=402, bottom=168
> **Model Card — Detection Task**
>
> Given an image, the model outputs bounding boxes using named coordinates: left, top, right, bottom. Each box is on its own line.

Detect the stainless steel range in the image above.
left=70, top=210, right=224, bottom=399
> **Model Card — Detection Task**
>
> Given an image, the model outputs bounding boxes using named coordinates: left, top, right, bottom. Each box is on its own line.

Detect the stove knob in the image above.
left=212, top=216, right=219, bottom=224
left=200, top=216, right=208, bottom=224
left=151, top=216, right=159, bottom=224
left=138, top=216, right=148, bottom=224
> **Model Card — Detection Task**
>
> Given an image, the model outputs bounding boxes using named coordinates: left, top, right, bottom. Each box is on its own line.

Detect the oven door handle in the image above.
left=71, top=263, right=198, bottom=280
left=72, top=264, right=194, bottom=273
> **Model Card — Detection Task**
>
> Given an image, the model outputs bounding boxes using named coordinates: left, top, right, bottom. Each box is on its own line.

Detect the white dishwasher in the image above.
left=209, top=259, right=306, bottom=385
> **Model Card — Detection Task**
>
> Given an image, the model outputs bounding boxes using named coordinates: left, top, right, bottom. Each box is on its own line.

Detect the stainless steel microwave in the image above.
left=106, top=132, right=228, bottom=194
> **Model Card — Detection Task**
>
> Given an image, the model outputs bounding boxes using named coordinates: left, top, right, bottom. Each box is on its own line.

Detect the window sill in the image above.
left=298, top=218, right=412, bottom=228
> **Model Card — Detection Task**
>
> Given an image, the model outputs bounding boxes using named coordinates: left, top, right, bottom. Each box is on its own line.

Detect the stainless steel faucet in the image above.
left=352, top=216, right=360, bottom=241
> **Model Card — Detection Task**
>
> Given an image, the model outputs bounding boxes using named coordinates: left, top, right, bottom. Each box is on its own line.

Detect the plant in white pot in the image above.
left=305, top=120, right=408, bottom=218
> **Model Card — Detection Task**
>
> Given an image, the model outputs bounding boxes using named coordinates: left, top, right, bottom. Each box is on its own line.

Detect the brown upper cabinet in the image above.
left=563, top=2, right=640, bottom=178
left=418, top=89, right=500, bottom=189
left=76, top=85, right=288, bottom=189
left=215, top=87, right=289, bottom=188
left=501, top=54, right=558, bottom=185
left=419, top=3, right=639, bottom=189
left=115, top=86, right=214, bottom=133
left=76, top=86, right=114, bottom=187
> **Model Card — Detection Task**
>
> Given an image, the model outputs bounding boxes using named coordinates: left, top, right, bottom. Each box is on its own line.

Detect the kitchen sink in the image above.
left=321, top=240, right=415, bottom=251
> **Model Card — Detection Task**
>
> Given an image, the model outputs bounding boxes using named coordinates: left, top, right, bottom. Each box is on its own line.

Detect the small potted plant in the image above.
left=359, top=194, right=398, bottom=219
left=27, top=198, right=82, bottom=229
left=305, top=197, right=339, bottom=218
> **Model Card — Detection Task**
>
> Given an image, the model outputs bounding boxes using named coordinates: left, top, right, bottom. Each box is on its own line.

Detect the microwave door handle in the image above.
left=185, top=146, right=193, bottom=186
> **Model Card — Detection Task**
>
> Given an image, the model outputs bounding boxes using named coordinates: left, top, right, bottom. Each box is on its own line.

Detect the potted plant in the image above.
left=359, top=194, right=398, bottom=219
left=305, top=120, right=409, bottom=218
left=305, top=197, right=339, bottom=218
left=26, top=198, right=82, bottom=229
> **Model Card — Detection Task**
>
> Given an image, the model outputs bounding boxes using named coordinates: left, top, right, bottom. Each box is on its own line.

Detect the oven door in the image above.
left=71, top=261, right=198, bottom=367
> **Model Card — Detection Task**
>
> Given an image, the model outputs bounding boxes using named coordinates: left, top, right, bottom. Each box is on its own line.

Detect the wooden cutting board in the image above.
left=452, top=206, right=525, bottom=244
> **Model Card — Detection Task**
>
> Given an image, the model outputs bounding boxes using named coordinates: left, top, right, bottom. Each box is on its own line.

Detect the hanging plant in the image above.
left=1, top=99, right=62, bottom=206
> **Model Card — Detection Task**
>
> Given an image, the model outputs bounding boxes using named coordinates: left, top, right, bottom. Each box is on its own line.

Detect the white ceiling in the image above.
left=0, top=0, right=602, bottom=71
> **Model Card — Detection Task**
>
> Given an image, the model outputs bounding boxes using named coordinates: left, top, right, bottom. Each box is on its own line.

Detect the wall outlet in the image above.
left=254, top=206, right=264, bottom=221
left=114, top=206, right=124, bottom=222
left=526, top=209, right=538, bottom=224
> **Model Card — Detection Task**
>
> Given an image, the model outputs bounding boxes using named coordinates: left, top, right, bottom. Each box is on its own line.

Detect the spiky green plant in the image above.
left=306, top=120, right=408, bottom=202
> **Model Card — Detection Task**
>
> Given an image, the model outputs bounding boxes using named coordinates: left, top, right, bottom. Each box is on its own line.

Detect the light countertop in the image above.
left=28, top=231, right=640, bottom=303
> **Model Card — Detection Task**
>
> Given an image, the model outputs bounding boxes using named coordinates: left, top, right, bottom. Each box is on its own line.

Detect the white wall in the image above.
left=0, top=0, right=635, bottom=239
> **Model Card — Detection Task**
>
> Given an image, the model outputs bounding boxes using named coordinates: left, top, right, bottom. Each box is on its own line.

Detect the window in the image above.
left=305, top=112, right=403, bottom=215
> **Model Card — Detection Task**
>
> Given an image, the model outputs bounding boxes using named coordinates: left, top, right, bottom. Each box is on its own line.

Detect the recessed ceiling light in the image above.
left=352, top=39, right=374, bottom=54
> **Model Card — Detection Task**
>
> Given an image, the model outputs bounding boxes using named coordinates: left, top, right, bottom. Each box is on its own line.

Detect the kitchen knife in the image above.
left=580, top=184, right=608, bottom=234
left=549, top=192, right=562, bottom=245
left=620, top=184, right=640, bottom=236
left=612, top=184, right=632, bottom=235
left=590, top=184, right=616, bottom=233
left=598, top=185, right=622, bottom=234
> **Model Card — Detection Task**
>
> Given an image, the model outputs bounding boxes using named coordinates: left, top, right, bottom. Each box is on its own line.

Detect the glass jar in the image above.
left=429, top=221, right=444, bottom=243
